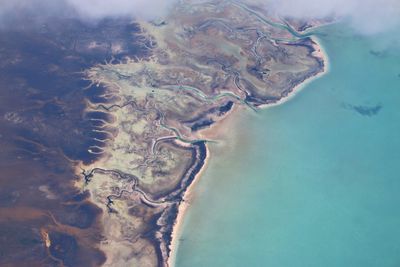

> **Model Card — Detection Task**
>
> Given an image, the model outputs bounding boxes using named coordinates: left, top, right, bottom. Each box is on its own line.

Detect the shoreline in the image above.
left=166, top=144, right=211, bottom=267
left=166, top=36, right=329, bottom=267
left=258, top=36, right=330, bottom=109
left=166, top=104, right=243, bottom=267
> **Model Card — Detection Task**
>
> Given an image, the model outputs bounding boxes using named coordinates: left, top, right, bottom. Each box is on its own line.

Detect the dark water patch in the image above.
left=285, top=37, right=315, bottom=53
left=85, top=111, right=115, bottom=123
left=245, top=92, right=280, bottom=106
left=183, top=101, right=234, bottom=129
left=191, top=118, right=215, bottom=131
left=72, top=191, right=91, bottom=202
left=88, top=94, right=113, bottom=104
left=84, top=84, right=119, bottom=104
left=370, top=50, right=388, bottom=58
left=88, top=131, right=113, bottom=140
left=218, top=101, right=234, bottom=115
left=341, top=103, right=383, bottom=117
left=89, top=139, right=108, bottom=148
left=61, top=140, right=101, bottom=163
left=89, top=119, right=108, bottom=128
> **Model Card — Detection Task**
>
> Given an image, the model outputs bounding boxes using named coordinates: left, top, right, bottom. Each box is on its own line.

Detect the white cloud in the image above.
left=0, top=0, right=176, bottom=23
left=66, top=0, right=175, bottom=19
left=263, top=0, right=400, bottom=34
left=0, top=0, right=399, bottom=34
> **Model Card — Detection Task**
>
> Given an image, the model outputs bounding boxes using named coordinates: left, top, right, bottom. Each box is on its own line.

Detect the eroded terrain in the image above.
left=78, top=0, right=325, bottom=266
left=0, top=15, right=146, bottom=266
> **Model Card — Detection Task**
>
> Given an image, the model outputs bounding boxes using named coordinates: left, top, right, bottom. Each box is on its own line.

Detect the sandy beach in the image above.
left=167, top=37, right=329, bottom=267
left=167, top=145, right=211, bottom=267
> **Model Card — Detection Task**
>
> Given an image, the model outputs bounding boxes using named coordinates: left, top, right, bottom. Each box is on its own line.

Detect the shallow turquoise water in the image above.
left=175, top=24, right=400, bottom=267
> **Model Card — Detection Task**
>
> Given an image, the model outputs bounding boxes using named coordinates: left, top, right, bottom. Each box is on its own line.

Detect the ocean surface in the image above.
left=175, top=23, right=400, bottom=267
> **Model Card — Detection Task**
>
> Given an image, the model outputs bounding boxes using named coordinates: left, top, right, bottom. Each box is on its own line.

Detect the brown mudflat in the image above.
left=0, top=14, right=145, bottom=267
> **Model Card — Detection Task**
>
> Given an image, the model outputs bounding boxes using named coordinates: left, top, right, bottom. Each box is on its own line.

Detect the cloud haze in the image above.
left=0, top=0, right=176, bottom=23
left=264, top=0, right=400, bottom=34
left=65, top=0, right=175, bottom=19
left=0, top=0, right=399, bottom=34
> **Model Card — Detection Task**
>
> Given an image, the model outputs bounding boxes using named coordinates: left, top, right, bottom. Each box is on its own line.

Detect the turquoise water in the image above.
left=175, top=23, right=400, bottom=267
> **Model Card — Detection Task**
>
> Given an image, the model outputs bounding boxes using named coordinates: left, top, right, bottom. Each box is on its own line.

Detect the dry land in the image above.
left=77, top=1, right=326, bottom=266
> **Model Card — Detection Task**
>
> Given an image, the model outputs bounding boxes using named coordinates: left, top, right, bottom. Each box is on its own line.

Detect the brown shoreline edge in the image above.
left=156, top=140, right=208, bottom=265
left=75, top=1, right=329, bottom=266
